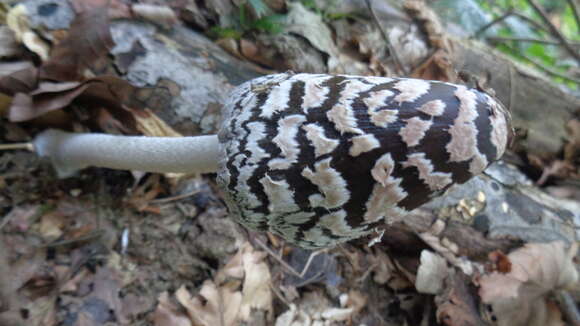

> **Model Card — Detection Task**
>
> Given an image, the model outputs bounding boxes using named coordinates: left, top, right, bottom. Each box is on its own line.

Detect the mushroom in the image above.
left=7, top=73, right=512, bottom=248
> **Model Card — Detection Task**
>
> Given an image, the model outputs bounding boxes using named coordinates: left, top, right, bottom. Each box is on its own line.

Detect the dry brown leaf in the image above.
left=92, top=266, right=125, bottom=324
left=410, top=49, right=454, bottom=82
left=37, top=212, right=66, bottom=239
left=0, top=243, right=45, bottom=313
left=285, top=2, right=357, bottom=74
left=215, top=246, right=244, bottom=284
left=41, top=5, right=114, bottom=81
left=0, top=66, right=38, bottom=95
left=370, top=249, right=413, bottom=290
left=478, top=241, right=578, bottom=326
left=0, top=61, right=34, bottom=78
left=436, top=273, right=486, bottom=326
left=239, top=243, right=272, bottom=321
left=275, top=291, right=354, bottom=326
left=8, top=81, right=87, bottom=122
left=177, top=283, right=242, bottom=326
left=0, top=26, right=22, bottom=58
left=6, top=4, right=50, bottom=60
left=152, top=292, right=192, bottom=326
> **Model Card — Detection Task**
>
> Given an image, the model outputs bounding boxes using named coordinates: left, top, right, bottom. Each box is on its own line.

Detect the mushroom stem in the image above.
left=33, top=129, right=220, bottom=177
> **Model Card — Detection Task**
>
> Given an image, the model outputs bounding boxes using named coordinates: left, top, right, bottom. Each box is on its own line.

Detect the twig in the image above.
left=526, top=0, right=580, bottom=64
left=0, top=142, right=34, bottom=151
left=253, top=238, right=305, bottom=279
left=565, top=0, right=580, bottom=33
left=150, top=189, right=200, bottom=203
left=486, top=36, right=580, bottom=46
left=511, top=12, right=551, bottom=34
left=365, top=0, right=407, bottom=75
left=508, top=64, right=515, bottom=113
left=473, top=9, right=514, bottom=38
left=503, top=43, right=580, bottom=84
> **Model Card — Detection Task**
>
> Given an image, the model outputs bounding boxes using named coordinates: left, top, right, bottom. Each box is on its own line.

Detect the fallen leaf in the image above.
left=0, top=66, right=38, bottom=95
left=275, top=291, right=354, bottom=325
left=478, top=241, right=578, bottom=326
left=0, top=240, right=45, bottom=313
left=284, top=2, right=350, bottom=73
left=152, top=292, right=191, bottom=326
left=177, top=282, right=242, bottom=326
left=436, top=273, right=486, bottom=326
left=388, top=25, right=429, bottom=69
left=367, top=249, right=414, bottom=294
left=0, top=26, right=22, bottom=58
left=91, top=266, right=125, bottom=323
left=37, top=211, right=66, bottom=239
left=410, top=49, right=454, bottom=82
left=239, top=243, right=272, bottom=321
left=41, top=5, right=114, bottom=81
left=415, top=250, right=449, bottom=295
left=8, top=81, right=87, bottom=122
left=6, top=4, right=50, bottom=60
left=0, top=61, right=34, bottom=77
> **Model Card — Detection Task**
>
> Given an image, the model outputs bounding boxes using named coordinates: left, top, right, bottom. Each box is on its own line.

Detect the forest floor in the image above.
left=1, top=0, right=579, bottom=326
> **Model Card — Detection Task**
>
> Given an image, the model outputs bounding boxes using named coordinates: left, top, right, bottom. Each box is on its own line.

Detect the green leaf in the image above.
left=209, top=27, right=243, bottom=40
left=250, top=14, right=285, bottom=34
left=525, top=43, right=554, bottom=65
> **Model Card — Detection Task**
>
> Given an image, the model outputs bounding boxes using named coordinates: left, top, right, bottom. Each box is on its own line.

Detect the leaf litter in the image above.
left=1, top=1, right=580, bottom=325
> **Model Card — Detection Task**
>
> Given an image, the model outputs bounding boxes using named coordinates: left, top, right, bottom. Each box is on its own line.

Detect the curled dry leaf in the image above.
left=275, top=291, right=355, bottom=326
left=478, top=241, right=579, bottom=326
left=239, top=243, right=273, bottom=321
left=8, top=81, right=86, bottom=122
left=172, top=242, right=272, bottom=326
left=176, top=283, right=242, bottom=326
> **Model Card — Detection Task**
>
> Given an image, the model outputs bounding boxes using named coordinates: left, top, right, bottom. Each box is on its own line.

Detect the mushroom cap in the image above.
left=217, top=73, right=511, bottom=248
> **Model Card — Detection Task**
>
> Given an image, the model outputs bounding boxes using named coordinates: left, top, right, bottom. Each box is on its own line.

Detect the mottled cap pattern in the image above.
left=217, top=73, right=511, bottom=249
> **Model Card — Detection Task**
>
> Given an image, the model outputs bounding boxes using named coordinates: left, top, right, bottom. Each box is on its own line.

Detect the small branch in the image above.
left=486, top=36, right=580, bottom=46
left=526, top=0, right=580, bottom=64
left=0, top=142, right=34, bottom=151
left=473, top=9, right=514, bottom=38
left=511, top=12, right=551, bottom=34
left=565, top=0, right=580, bottom=33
